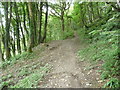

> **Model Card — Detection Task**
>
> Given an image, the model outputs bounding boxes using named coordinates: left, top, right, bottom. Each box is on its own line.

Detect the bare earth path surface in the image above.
left=38, top=35, right=101, bottom=88
left=1, top=34, right=103, bottom=88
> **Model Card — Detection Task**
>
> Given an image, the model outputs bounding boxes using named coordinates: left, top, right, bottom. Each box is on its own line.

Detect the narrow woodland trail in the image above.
left=1, top=34, right=102, bottom=88
left=38, top=35, right=101, bottom=88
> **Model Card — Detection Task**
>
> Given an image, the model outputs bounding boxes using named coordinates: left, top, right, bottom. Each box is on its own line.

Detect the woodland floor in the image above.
left=1, top=35, right=104, bottom=88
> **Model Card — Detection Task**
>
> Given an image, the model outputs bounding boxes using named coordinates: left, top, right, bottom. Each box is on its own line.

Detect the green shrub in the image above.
left=78, top=12, right=120, bottom=88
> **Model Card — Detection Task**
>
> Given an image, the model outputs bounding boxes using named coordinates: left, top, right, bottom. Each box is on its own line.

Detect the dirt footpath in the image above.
left=38, top=36, right=101, bottom=88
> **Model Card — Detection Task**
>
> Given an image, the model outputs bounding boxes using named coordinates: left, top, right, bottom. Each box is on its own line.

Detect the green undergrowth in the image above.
left=62, top=30, right=74, bottom=40
left=46, top=29, right=74, bottom=42
left=78, top=12, right=120, bottom=88
left=1, top=45, right=48, bottom=88
left=0, top=63, right=51, bottom=88
left=11, top=64, right=51, bottom=88
left=1, top=46, right=45, bottom=69
left=1, top=52, right=31, bottom=69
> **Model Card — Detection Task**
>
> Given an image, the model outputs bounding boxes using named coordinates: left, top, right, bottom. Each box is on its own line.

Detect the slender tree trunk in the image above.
left=19, top=18, right=27, bottom=51
left=11, top=19, right=16, bottom=56
left=0, top=27, right=3, bottom=61
left=61, top=2, right=65, bottom=32
left=38, top=2, right=43, bottom=44
left=13, top=30, right=16, bottom=55
left=0, top=10, right=4, bottom=61
left=26, top=3, right=31, bottom=30
left=1, top=36, right=5, bottom=61
left=61, top=14, right=65, bottom=32
left=19, top=6, right=27, bottom=51
left=0, top=38, right=4, bottom=61
left=22, top=3, right=29, bottom=41
left=0, top=41, right=2, bottom=61
left=11, top=35, right=16, bottom=56
left=14, top=2, right=21, bottom=54
left=32, top=3, right=37, bottom=45
left=1, top=33, right=5, bottom=61
left=41, top=2, right=48, bottom=43
left=35, top=3, right=38, bottom=45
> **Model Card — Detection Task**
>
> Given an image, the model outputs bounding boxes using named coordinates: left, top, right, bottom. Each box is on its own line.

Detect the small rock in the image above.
left=86, top=82, right=92, bottom=86
left=98, top=80, right=103, bottom=83
left=96, top=78, right=99, bottom=80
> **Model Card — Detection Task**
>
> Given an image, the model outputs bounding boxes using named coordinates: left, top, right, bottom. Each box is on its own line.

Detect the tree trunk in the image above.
left=14, top=2, right=21, bottom=54
left=41, top=2, right=48, bottom=43
left=0, top=10, right=5, bottom=61
left=32, top=3, right=37, bottom=45
left=61, top=14, right=65, bottom=32
left=38, top=2, right=43, bottom=44
left=19, top=15, right=27, bottom=51
left=4, top=2, right=11, bottom=59
left=26, top=3, right=31, bottom=30
left=22, top=3, right=29, bottom=41
left=0, top=41, right=2, bottom=62
left=1, top=36, right=5, bottom=61
left=0, top=29, right=3, bottom=61
left=61, top=2, right=65, bottom=32
left=28, top=2, right=35, bottom=53
left=11, top=19, right=16, bottom=56
left=13, top=30, right=16, bottom=56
